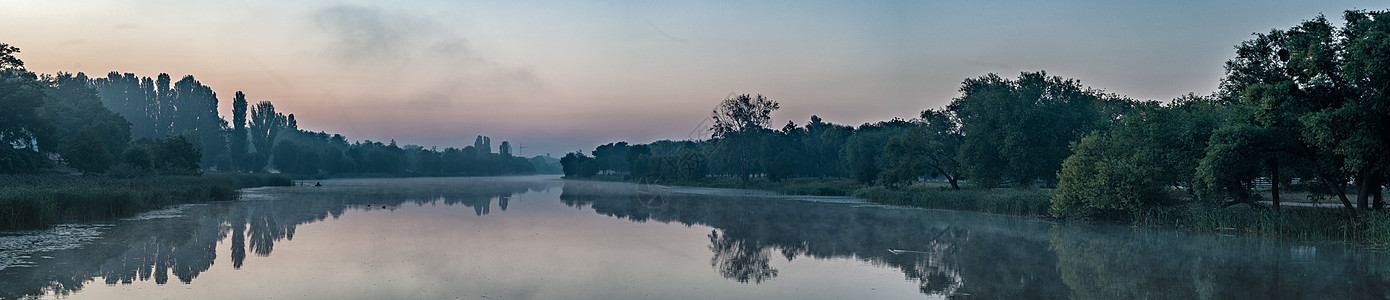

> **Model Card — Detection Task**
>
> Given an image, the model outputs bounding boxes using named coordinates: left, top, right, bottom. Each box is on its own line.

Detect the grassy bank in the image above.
left=628, top=176, right=865, bottom=196
left=606, top=176, right=1390, bottom=246
left=852, top=185, right=1054, bottom=217
left=0, top=173, right=293, bottom=230
left=1134, top=203, right=1390, bottom=246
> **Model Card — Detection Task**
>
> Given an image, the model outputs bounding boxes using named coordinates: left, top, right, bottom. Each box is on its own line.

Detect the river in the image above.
left=1, top=175, right=1387, bottom=299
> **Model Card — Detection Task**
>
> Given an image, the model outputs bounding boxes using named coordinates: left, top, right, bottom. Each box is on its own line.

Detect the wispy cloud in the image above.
left=308, top=4, right=541, bottom=108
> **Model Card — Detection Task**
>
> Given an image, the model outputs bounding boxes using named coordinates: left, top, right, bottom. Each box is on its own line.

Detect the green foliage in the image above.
left=123, top=136, right=202, bottom=175
left=1194, top=123, right=1267, bottom=204
left=1208, top=9, right=1390, bottom=214
left=0, top=43, right=47, bottom=155
left=854, top=185, right=1053, bottom=217
left=630, top=142, right=709, bottom=182
left=708, top=94, right=780, bottom=182
left=229, top=91, right=249, bottom=171
left=273, top=140, right=319, bottom=175
left=949, top=71, right=1115, bottom=187
left=760, top=121, right=802, bottom=182
left=1052, top=132, right=1165, bottom=219
left=37, top=72, right=132, bottom=161
left=0, top=173, right=291, bottom=230
left=64, top=128, right=114, bottom=173
left=844, top=120, right=909, bottom=184
left=592, top=142, right=631, bottom=174
left=1053, top=99, right=1224, bottom=219
left=0, top=146, right=49, bottom=173
left=710, top=129, right=767, bottom=181
left=801, top=115, right=852, bottom=178
left=560, top=152, right=598, bottom=178
left=881, top=109, right=963, bottom=189
left=249, top=100, right=286, bottom=155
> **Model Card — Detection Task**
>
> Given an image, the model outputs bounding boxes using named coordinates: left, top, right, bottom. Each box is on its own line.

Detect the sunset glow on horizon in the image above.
left=4, top=0, right=1385, bottom=156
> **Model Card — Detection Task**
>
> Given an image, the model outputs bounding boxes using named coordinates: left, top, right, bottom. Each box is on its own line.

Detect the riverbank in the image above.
left=0, top=173, right=293, bottom=230
left=579, top=176, right=1390, bottom=247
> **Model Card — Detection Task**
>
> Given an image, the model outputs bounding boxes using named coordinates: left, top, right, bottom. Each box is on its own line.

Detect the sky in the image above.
left=2, top=0, right=1386, bottom=157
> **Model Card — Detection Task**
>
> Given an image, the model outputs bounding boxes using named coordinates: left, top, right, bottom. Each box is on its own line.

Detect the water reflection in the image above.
left=3, top=177, right=1390, bottom=299
left=708, top=230, right=778, bottom=283
left=558, top=180, right=1067, bottom=298
left=559, top=180, right=1390, bottom=299
left=0, top=177, right=550, bottom=300
left=1048, top=225, right=1390, bottom=299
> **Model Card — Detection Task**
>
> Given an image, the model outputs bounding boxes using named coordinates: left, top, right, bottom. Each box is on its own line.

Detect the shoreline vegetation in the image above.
left=2, top=8, right=1389, bottom=250
left=0, top=39, right=557, bottom=230
left=558, top=9, right=1390, bottom=248
left=579, top=176, right=1390, bottom=247
left=0, top=173, right=292, bottom=230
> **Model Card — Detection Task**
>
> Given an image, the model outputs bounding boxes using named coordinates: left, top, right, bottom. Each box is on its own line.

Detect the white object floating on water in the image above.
left=887, top=249, right=930, bottom=255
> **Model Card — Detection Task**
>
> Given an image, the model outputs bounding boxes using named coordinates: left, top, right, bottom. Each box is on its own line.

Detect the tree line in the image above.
left=0, top=44, right=553, bottom=177
left=563, top=9, right=1390, bottom=221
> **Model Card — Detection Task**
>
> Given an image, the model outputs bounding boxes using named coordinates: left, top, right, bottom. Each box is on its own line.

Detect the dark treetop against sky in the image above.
left=4, top=0, right=1385, bottom=156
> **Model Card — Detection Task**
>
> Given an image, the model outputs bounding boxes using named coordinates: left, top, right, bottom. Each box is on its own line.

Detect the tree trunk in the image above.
left=1357, top=171, right=1373, bottom=211
left=1366, top=173, right=1384, bottom=211
left=1321, top=173, right=1357, bottom=219
left=947, top=175, right=959, bottom=190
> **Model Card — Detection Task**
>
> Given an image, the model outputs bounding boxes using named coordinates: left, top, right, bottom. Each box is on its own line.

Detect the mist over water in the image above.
left=1, top=176, right=1387, bottom=299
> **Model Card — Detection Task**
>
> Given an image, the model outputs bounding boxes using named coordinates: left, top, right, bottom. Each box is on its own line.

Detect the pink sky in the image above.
left=4, top=0, right=1385, bottom=156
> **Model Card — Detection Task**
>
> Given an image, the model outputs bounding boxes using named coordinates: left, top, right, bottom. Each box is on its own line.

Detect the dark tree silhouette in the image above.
left=709, top=94, right=779, bottom=182
left=230, top=91, right=249, bottom=171
left=249, top=100, right=286, bottom=158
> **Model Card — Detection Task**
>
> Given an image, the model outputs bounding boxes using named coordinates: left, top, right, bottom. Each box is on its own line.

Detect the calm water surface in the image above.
left=2, top=175, right=1389, bottom=299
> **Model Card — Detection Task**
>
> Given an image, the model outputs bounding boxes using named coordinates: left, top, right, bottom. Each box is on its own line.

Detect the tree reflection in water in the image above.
left=0, top=177, right=550, bottom=300
left=4, top=177, right=1390, bottom=300
left=557, top=180, right=1028, bottom=297
left=558, top=180, right=1390, bottom=299
left=708, top=230, right=778, bottom=283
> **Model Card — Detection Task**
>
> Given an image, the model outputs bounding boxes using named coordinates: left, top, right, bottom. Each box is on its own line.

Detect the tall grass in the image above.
left=653, top=176, right=864, bottom=196
left=853, top=185, right=1053, bottom=216
left=0, top=173, right=292, bottom=230
left=1126, top=201, right=1390, bottom=246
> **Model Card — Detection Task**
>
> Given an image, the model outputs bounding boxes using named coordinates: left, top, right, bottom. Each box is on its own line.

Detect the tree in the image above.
left=63, top=128, right=113, bottom=173
left=761, top=121, right=802, bottom=182
left=1054, top=96, right=1226, bottom=219
left=37, top=72, right=132, bottom=165
left=154, top=73, right=173, bottom=136
left=0, top=44, right=48, bottom=162
left=474, top=136, right=492, bottom=154
left=230, top=91, right=249, bottom=171
left=709, top=94, right=779, bottom=182
left=845, top=119, right=911, bottom=184
left=248, top=101, right=286, bottom=156
left=164, top=75, right=225, bottom=166
left=801, top=115, right=852, bottom=178
left=499, top=141, right=512, bottom=157
left=1052, top=131, right=1166, bottom=219
left=273, top=140, right=318, bottom=175
left=560, top=152, right=597, bottom=178
left=124, top=136, right=201, bottom=175
left=881, top=109, right=964, bottom=189
left=948, top=71, right=1113, bottom=187
left=592, top=142, right=630, bottom=174
left=1208, top=10, right=1390, bottom=217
